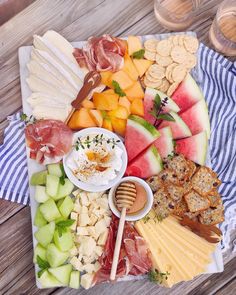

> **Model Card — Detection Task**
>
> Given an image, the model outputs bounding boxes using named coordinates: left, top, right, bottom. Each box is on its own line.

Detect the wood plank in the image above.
left=0, top=199, right=24, bottom=225
left=215, top=277, right=236, bottom=295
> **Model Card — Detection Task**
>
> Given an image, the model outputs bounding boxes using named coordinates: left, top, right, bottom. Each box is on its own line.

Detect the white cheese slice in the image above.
left=32, top=106, right=70, bottom=121
left=27, top=92, right=71, bottom=106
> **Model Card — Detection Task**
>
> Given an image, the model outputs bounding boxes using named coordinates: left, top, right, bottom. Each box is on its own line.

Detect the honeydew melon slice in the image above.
left=46, top=243, right=69, bottom=268
left=153, top=126, right=174, bottom=159
left=54, top=229, right=74, bottom=252
left=54, top=179, right=74, bottom=200
left=69, top=271, right=81, bottom=289
left=158, top=111, right=192, bottom=139
left=175, top=131, right=208, bottom=165
left=33, top=244, right=47, bottom=263
left=30, top=170, right=47, bottom=186
left=34, top=207, right=47, bottom=227
left=47, top=163, right=63, bottom=177
left=125, top=115, right=160, bottom=162
left=46, top=175, right=59, bottom=197
left=58, top=196, right=74, bottom=218
left=34, top=222, right=55, bottom=248
left=38, top=270, right=63, bottom=288
left=144, top=88, right=180, bottom=125
left=48, top=264, right=72, bottom=286
left=34, top=185, right=50, bottom=203
left=39, top=199, right=61, bottom=222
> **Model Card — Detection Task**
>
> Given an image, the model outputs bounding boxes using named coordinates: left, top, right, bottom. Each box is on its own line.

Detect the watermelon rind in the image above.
left=154, top=126, right=174, bottom=159
left=128, top=115, right=160, bottom=138
left=175, top=131, right=208, bottom=165
left=148, top=145, right=163, bottom=174
left=145, top=87, right=180, bottom=112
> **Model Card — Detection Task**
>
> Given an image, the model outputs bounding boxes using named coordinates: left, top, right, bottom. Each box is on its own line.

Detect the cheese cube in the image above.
left=70, top=212, right=78, bottom=231
left=80, top=206, right=88, bottom=214
left=87, top=192, right=99, bottom=202
left=95, top=218, right=107, bottom=235
left=104, top=215, right=111, bottom=227
left=70, top=256, right=83, bottom=271
left=86, top=226, right=99, bottom=240
left=72, top=188, right=82, bottom=197
left=94, top=246, right=103, bottom=256
left=74, top=202, right=81, bottom=213
left=69, top=245, right=78, bottom=257
left=76, top=226, right=89, bottom=236
left=82, top=255, right=96, bottom=264
left=97, top=229, right=109, bottom=246
left=79, top=213, right=91, bottom=226
left=75, top=235, right=90, bottom=244
left=80, top=192, right=90, bottom=206
left=81, top=273, right=94, bottom=290
left=83, top=263, right=95, bottom=273
left=94, top=261, right=101, bottom=272
left=79, top=237, right=96, bottom=256
left=96, top=197, right=109, bottom=209
left=89, top=213, right=98, bottom=226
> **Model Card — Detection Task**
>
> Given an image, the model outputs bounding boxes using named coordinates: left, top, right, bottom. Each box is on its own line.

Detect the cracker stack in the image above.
left=143, top=35, right=199, bottom=96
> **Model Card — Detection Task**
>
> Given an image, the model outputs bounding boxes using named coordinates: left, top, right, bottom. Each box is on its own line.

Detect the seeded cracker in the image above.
left=171, top=45, right=188, bottom=63
left=184, top=190, right=210, bottom=213
left=156, top=39, right=172, bottom=57
left=144, top=50, right=156, bottom=61
left=144, top=39, right=158, bottom=52
left=184, top=35, right=199, bottom=53
left=148, top=64, right=166, bottom=79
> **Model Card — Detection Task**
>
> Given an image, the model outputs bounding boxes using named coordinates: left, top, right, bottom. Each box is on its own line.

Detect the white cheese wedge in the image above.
left=97, top=229, right=109, bottom=246
left=95, top=219, right=107, bottom=235
left=32, top=106, right=70, bottom=121
left=83, top=263, right=96, bottom=274
left=80, top=206, right=88, bottom=214
left=89, top=213, right=98, bottom=226
left=70, top=212, right=78, bottom=231
left=94, top=246, right=103, bottom=256
left=81, top=273, right=94, bottom=290
left=77, top=227, right=89, bottom=236
left=79, top=213, right=91, bottom=226
left=70, top=256, right=83, bottom=271
left=73, top=201, right=82, bottom=213
left=80, top=192, right=90, bottom=206
left=27, top=92, right=71, bottom=106
left=79, top=237, right=96, bottom=256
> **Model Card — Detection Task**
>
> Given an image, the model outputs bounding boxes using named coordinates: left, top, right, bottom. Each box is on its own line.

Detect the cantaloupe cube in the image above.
left=111, top=70, right=134, bottom=90
left=89, top=109, right=103, bottom=127
left=68, top=108, right=96, bottom=130
left=111, top=117, right=126, bottom=137
left=102, top=117, right=113, bottom=132
left=100, top=71, right=113, bottom=88
left=125, top=81, right=144, bottom=102
left=108, top=106, right=129, bottom=120
left=131, top=98, right=144, bottom=116
left=93, top=91, right=119, bottom=111
left=119, top=96, right=131, bottom=114
left=132, top=59, right=153, bottom=77
left=81, top=99, right=95, bottom=109
left=127, top=36, right=142, bottom=56
left=122, top=54, right=139, bottom=81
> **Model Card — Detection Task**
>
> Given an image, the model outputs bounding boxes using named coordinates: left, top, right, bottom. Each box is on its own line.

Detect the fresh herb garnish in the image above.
left=112, top=80, right=126, bottom=97
left=172, top=139, right=177, bottom=149
left=142, top=215, right=151, bottom=224
left=59, top=163, right=66, bottom=185
left=142, top=212, right=164, bottom=224
left=56, top=219, right=75, bottom=237
left=148, top=94, right=175, bottom=127
left=74, top=134, right=120, bottom=151
left=20, top=113, right=36, bottom=125
left=132, top=49, right=145, bottom=59
left=148, top=269, right=170, bottom=284
left=37, top=255, right=50, bottom=278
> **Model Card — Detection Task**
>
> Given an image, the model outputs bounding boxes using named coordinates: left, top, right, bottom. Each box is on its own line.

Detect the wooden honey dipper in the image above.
left=110, top=181, right=137, bottom=281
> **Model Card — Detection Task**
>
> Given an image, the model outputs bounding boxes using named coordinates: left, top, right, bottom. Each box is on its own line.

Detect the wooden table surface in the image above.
left=0, top=0, right=235, bottom=294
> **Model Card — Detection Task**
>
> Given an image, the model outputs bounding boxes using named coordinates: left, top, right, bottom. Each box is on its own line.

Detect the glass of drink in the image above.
left=209, top=0, right=236, bottom=56
left=154, top=0, right=202, bottom=31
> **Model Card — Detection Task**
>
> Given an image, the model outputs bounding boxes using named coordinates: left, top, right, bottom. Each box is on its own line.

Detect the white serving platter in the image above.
left=18, top=32, right=223, bottom=289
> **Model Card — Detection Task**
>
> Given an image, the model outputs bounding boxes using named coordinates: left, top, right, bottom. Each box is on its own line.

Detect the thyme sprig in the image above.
left=148, top=94, right=175, bottom=128
left=142, top=212, right=164, bottom=224
left=20, top=113, right=36, bottom=125
left=74, top=134, right=120, bottom=151
left=148, top=269, right=170, bottom=284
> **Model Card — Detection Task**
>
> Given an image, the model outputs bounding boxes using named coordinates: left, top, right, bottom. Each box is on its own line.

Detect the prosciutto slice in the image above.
left=25, top=119, right=73, bottom=165
left=94, top=215, right=152, bottom=284
left=73, top=35, right=126, bottom=72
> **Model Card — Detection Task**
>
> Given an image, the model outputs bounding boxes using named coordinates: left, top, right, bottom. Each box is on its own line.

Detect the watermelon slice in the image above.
left=144, top=88, right=180, bottom=125
left=125, top=115, right=160, bottom=162
left=153, top=127, right=174, bottom=159
left=171, top=73, right=204, bottom=112
left=158, top=111, right=192, bottom=140
left=179, top=100, right=211, bottom=139
left=126, top=145, right=163, bottom=178
left=175, top=131, right=208, bottom=165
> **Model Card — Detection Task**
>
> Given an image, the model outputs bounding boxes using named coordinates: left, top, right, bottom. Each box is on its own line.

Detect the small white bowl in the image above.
left=108, top=176, right=153, bottom=221
left=63, top=127, right=128, bottom=192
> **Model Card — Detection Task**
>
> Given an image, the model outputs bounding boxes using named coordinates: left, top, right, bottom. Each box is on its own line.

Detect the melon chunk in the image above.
left=125, top=81, right=144, bottom=102
left=125, top=115, right=160, bottom=162
left=171, top=73, right=204, bottom=112
left=126, top=145, right=163, bottom=178
left=33, top=244, right=47, bottom=263
left=179, top=100, right=210, bottom=139
left=46, top=243, right=69, bottom=268
left=68, top=108, right=96, bottom=130
left=89, top=109, right=103, bottom=127
left=100, top=71, right=113, bottom=88
left=154, top=126, right=174, bottom=159
left=119, top=96, right=131, bottom=114
left=35, top=222, right=55, bottom=248
left=69, top=271, right=81, bottom=289
left=38, top=270, right=63, bottom=288
left=111, top=117, right=126, bottom=137
left=122, top=54, right=139, bottom=81
left=144, top=88, right=180, bottom=125
left=133, top=59, right=153, bottom=77
left=34, top=207, right=47, bottom=227
left=127, top=35, right=143, bottom=56
left=131, top=98, right=144, bottom=117
left=93, top=90, right=119, bottom=111
left=108, top=106, right=129, bottom=120
left=102, top=117, right=113, bottom=132
left=48, top=264, right=72, bottom=286
left=81, top=99, right=95, bottom=109
left=158, top=111, right=192, bottom=140
left=175, top=131, right=208, bottom=165
left=111, top=70, right=134, bottom=90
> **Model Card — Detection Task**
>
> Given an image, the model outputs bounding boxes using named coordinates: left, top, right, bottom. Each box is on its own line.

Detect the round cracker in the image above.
left=156, top=39, right=172, bottom=57
left=167, top=82, right=179, bottom=96
left=144, top=39, right=158, bottom=52
left=182, top=53, right=197, bottom=68
left=144, top=76, right=162, bottom=88
left=158, top=78, right=170, bottom=93
left=178, top=35, right=185, bottom=46
left=148, top=64, right=166, bottom=79
left=145, top=72, right=161, bottom=82
left=165, top=63, right=178, bottom=83
left=144, top=50, right=156, bottom=61
left=172, top=64, right=187, bottom=83
left=184, top=35, right=199, bottom=53
left=155, top=54, right=173, bottom=67
left=171, top=46, right=187, bottom=63
left=173, top=35, right=179, bottom=46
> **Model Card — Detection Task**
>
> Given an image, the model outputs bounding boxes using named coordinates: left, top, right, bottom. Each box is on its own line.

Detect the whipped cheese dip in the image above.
left=66, top=134, right=123, bottom=185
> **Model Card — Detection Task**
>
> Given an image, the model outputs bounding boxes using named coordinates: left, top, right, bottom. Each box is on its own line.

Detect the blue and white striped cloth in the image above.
left=0, top=44, right=235, bottom=252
